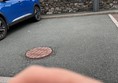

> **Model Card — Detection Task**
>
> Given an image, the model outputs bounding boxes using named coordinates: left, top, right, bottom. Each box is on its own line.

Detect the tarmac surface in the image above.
left=0, top=15, right=118, bottom=83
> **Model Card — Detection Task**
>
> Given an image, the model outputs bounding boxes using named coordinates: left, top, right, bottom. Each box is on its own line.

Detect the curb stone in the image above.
left=41, top=10, right=118, bottom=19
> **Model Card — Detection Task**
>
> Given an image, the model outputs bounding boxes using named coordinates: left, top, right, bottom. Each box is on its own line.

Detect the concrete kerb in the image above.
left=41, top=10, right=118, bottom=19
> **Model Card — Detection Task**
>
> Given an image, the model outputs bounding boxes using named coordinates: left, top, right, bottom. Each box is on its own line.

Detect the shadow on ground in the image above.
left=8, top=18, right=36, bottom=36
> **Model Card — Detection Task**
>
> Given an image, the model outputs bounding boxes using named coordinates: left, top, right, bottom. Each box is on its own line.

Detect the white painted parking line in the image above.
left=108, top=14, right=118, bottom=27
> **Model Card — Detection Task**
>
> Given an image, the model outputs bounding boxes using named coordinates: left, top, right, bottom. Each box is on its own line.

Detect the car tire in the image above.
left=0, top=17, right=7, bottom=40
left=33, top=6, right=41, bottom=21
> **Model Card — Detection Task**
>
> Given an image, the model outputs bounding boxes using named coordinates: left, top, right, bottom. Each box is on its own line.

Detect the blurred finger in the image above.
left=9, top=65, right=103, bottom=83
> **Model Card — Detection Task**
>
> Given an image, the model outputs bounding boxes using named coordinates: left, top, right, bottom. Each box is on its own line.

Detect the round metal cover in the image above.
left=26, top=47, right=52, bottom=59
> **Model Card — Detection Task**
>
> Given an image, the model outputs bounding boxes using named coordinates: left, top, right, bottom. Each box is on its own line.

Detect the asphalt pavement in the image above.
left=0, top=15, right=118, bottom=83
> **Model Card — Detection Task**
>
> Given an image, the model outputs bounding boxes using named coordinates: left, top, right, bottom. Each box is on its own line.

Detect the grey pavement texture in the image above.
left=0, top=15, right=118, bottom=83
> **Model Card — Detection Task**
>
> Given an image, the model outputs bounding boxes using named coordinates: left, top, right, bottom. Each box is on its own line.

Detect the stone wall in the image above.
left=40, top=0, right=118, bottom=15
left=100, top=0, right=118, bottom=10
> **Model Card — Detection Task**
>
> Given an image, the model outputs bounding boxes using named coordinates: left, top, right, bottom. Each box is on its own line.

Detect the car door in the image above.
left=1, top=0, right=23, bottom=23
left=11, top=0, right=26, bottom=22
left=14, top=0, right=33, bottom=20
left=21, top=0, right=34, bottom=14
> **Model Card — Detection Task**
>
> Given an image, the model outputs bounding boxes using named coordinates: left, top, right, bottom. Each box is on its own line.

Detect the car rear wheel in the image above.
left=0, top=17, right=7, bottom=40
left=33, top=6, right=41, bottom=21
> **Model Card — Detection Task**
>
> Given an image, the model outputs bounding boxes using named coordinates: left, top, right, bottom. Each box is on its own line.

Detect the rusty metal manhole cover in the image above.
left=26, top=47, right=53, bottom=59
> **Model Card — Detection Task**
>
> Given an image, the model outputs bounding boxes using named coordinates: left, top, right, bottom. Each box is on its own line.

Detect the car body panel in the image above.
left=0, top=0, right=40, bottom=25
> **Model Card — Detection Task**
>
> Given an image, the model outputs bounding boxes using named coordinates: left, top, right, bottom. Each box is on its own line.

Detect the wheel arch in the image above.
left=34, top=4, right=41, bottom=11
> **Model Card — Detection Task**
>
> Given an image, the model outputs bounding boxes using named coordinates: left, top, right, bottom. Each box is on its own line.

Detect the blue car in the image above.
left=0, top=0, right=41, bottom=40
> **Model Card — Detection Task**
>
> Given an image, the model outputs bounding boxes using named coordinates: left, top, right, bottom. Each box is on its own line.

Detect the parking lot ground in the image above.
left=0, top=15, right=118, bottom=83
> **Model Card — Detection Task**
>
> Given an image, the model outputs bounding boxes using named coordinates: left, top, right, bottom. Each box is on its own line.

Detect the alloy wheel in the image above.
left=34, top=6, right=41, bottom=21
left=0, top=18, right=7, bottom=40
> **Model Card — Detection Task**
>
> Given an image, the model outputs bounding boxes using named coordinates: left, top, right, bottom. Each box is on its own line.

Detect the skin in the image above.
left=9, top=66, right=103, bottom=83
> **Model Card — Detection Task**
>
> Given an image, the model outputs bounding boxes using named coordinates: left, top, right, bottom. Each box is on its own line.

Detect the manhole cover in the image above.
left=26, top=47, right=53, bottom=59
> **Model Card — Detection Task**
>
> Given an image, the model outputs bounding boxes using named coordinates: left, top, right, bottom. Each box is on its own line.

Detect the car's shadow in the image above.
left=8, top=18, right=36, bottom=36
